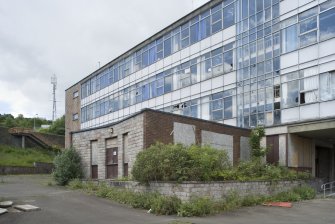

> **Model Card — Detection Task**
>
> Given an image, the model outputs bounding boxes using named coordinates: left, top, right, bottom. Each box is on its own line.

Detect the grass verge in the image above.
left=68, top=179, right=316, bottom=217
left=0, top=144, right=55, bottom=167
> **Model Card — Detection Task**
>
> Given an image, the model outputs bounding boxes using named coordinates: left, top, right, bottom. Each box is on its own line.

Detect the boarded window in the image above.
left=91, top=141, right=98, bottom=179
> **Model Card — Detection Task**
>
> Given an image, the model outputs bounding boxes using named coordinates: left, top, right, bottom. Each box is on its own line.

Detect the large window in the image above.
left=320, top=8, right=335, bottom=41
left=282, top=80, right=299, bottom=108
left=320, top=71, right=335, bottom=101
left=281, top=24, right=298, bottom=53
left=211, top=4, right=222, bottom=33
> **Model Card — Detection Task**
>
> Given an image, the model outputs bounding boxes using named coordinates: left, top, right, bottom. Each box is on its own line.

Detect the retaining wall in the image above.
left=0, top=164, right=53, bottom=175
left=92, top=179, right=319, bottom=201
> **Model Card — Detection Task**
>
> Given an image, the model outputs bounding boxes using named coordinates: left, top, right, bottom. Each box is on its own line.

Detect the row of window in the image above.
left=81, top=43, right=235, bottom=122
left=281, top=3, right=335, bottom=54
left=81, top=0, right=236, bottom=99
left=81, top=69, right=335, bottom=126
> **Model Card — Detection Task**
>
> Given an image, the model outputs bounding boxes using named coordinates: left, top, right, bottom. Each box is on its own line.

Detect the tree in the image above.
left=53, top=148, right=83, bottom=186
left=40, top=115, right=65, bottom=135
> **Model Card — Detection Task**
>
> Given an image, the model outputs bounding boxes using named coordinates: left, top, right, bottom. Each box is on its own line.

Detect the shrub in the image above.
left=68, top=179, right=83, bottom=190
left=53, top=148, right=83, bottom=186
left=221, top=191, right=242, bottom=211
left=292, top=185, right=316, bottom=200
left=151, top=196, right=181, bottom=215
left=178, top=197, right=214, bottom=217
left=132, top=142, right=231, bottom=183
left=187, top=145, right=231, bottom=181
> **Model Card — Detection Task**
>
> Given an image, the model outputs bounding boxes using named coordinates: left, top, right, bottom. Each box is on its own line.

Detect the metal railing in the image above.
left=321, top=181, right=335, bottom=198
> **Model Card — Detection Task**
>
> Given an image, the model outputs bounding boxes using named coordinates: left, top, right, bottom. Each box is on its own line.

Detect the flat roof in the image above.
left=71, top=108, right=250, bottom=134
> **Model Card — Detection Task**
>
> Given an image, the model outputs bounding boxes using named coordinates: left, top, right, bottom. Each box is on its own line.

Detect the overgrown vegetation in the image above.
left=132, top=143, right=231, bottom=183
left=0, top=144, right=55, bottom=167
left=39, top=115, right=65, bottom=135
left=132, top=142, right=311, bottom=183
left=53, top=148, right=82, bottom=185
left=0, top=113, right=51, bottom=129
left=249, top=126, right=268, bottom=158
left=218, top=159, right=311, bottom=181
left=68, top=180, right=316, bottom=217
left=0, top=113, right=65, bottom=135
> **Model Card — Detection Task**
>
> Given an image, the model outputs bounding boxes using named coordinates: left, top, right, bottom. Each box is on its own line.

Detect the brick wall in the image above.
left=65, top=83, right=81, bottom=148
left=143, top=110, right=250, bottom=164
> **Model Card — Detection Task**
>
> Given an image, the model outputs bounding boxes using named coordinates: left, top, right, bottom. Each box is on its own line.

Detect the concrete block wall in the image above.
left=72, top=113, right=144, bottom=179
left=106, top=180, right=309, bottom=202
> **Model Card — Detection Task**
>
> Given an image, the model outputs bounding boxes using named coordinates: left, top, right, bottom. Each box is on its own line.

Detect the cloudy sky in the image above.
left=0, top=0, right=210, bottom=120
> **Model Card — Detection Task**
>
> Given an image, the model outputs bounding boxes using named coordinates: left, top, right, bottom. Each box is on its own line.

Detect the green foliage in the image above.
left=151, top=196, right=181, bottom=215
left=0, top=144, right=55, bottom=167
left=249, top=126, right=268, bottom=158
left=218, top=159, right=311, bottom=181
left=68, top=180, right=316, bottom=217
left=272, top=186, right=316, bottom=202
left=132, top=143, right=231, bottom=183
left=187, top=145, right=231, bottom=181
left=0, top=113, right=51, bottom=129
left=53, top=148, right=83, bottom=185
left=39, top=115, right=65, bottom=135
left=178, top=197, right=214, bottom=217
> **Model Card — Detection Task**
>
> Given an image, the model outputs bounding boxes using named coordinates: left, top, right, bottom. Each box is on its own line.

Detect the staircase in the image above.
left=8, top=127, right=64, bottom=149
left=321, top=181, right=335, bottom=198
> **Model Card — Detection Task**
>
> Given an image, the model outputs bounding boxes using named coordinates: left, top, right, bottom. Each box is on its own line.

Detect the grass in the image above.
left=68, top=179, right=316, bottom=217
left=0, top=144, right=55, bottom=167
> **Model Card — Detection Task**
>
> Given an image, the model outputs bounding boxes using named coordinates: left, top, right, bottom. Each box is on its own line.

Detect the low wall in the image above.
left=93, top=179, right=318, bottom=201
left=0, top=164, right=53, bottom=175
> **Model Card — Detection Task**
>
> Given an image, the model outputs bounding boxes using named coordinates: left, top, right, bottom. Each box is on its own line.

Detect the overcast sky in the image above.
left=0, top=0, right=210, bottom=120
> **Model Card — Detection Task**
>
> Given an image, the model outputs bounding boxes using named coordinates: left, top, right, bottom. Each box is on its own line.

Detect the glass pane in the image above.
left=320, top=8, right=335, bottom=41
left=320, top=72, right=335, bottom=101
left=223, top=3, right=235, bottom=28
left=281, top=24, right=298, bottom=53
left=299, top=17, right=317, bottom=34
left=282, top=80, right=299, bottom=108
left=300, top=30, right=317, bottom=47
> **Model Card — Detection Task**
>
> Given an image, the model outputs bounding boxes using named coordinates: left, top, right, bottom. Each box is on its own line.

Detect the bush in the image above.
left=53, top=148, right=83, bottom=186
left=151, top=196, right=181, bottom=215
left=178, top=197, right=214, bottom=217
left=132, top=142, right=231, bottom=183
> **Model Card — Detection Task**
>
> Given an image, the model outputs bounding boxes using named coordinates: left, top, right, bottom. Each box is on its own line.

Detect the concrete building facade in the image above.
left=72, top=109, right=250, bottom=179
left=66, top=0, right=335, bottom=181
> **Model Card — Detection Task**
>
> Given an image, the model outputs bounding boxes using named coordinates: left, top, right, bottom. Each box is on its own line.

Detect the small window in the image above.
left=73, top=113, right=79, bottom=121
left=274, top=85, right=280, bottom=98
left=73, top=91, right=79, bottom=98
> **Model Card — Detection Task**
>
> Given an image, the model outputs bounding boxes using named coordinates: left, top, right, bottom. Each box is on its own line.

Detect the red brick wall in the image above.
left=143, top=110, right=250, bottom=164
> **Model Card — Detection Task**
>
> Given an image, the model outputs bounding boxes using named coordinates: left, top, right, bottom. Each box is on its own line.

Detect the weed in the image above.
left=0, top=144, right=55, bottom=167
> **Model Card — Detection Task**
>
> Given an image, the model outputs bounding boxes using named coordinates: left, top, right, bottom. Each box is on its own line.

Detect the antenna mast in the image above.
left=51, top=74, right=57, bottom=121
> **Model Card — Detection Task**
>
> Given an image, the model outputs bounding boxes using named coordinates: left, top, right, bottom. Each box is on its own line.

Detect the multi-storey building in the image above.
left=66, top=0, right=335, bottom=181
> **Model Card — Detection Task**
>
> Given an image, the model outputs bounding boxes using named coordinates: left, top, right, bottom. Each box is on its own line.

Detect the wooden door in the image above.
left=266, top=135, right=279, bottom=164
left=106, top=147, right=118, bottom=179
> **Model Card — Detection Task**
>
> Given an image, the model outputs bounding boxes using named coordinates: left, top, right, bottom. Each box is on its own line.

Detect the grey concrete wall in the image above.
left=103, top=180, right=311, bottom=202
left=72, top=114, right=144, bottom=179
left=201, top=130, right=234, bottom=162
left=173, top=122, right=196, bottom=145
left=240, top=136, right=251, bottom=161
left=288, top=134, right=313, bottom=168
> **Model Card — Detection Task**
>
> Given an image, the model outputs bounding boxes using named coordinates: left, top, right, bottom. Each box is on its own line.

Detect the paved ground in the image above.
left=0, top=175, right=334, bottom=224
